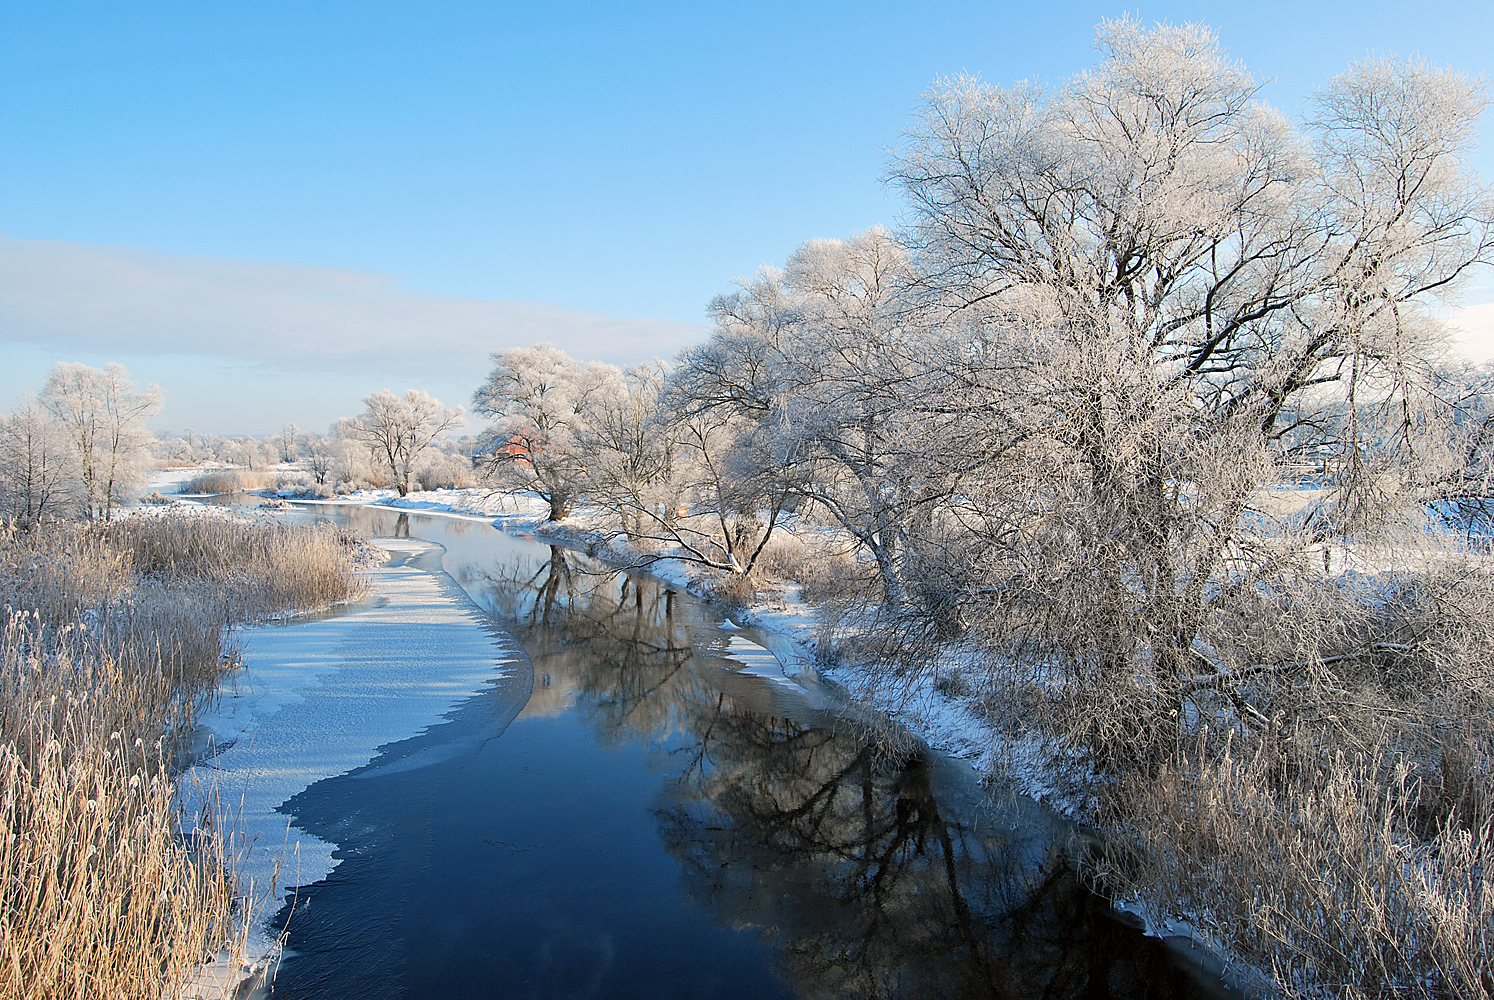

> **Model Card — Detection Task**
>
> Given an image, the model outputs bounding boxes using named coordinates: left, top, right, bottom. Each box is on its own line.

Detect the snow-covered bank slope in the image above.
left=182, top=536, right=528, bottom=995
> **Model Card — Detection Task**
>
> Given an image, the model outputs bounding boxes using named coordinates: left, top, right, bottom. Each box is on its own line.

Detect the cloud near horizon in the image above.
left=0, top=236, right=706, bottom=374
left=4, top=235, right=1491, bottom=438
left=7, top=234, right=1491, bottom=371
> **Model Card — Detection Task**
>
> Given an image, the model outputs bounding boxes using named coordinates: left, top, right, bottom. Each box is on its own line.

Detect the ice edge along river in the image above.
left=187, top=537, right=529, bottom=948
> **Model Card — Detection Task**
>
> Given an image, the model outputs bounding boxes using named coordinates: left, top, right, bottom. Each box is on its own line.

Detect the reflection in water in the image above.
left=660, top=720, right=1150, bottom=1000
left=469, top=544, right=1219, bottom=1000
left=476, top=546, right=701, bottom=735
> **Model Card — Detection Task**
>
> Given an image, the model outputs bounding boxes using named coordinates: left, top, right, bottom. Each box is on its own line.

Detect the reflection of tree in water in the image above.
left=476, top=546, right=710, bottom=740
left=657, top=712, right=1198, bottom=999
left=482, top=547, right=1207, bottom=1000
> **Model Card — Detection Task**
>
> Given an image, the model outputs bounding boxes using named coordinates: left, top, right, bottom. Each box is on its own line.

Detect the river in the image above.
left=195, top=501, right=1237, bottom=999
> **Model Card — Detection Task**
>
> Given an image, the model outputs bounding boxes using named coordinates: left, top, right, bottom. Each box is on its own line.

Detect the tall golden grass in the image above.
left=0, top=512, right=363, bottom=999
left=106, top=514, right=365, bottom=625
left=0, top=624, right=239, bottom=999
left=180, top=470, right=278, bottom=495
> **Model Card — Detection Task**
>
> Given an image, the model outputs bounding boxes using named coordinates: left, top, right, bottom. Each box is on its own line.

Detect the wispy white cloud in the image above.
left=0, top=236, right=705, bottom=374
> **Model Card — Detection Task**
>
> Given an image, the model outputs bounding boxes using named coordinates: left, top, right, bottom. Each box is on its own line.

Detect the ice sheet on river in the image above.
left=189, top=538, right=527, bottom=913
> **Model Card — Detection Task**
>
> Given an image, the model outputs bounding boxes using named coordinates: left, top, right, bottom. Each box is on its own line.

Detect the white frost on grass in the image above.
left=189, top=537, right=521, bottom=940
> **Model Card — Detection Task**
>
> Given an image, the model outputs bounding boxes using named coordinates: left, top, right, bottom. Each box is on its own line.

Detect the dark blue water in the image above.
left=220, top=503, right=1231, bottom=999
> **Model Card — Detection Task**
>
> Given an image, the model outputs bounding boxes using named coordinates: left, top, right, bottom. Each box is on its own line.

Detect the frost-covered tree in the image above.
left=472, top=343, right=623, bottom=520
left=578, top=363, right=681, bottom=535
left=0, top=395, right=80, bottom=525
left=591, top=371, right=803, bottom=576
left=170, top=427, right=202, bottom=465
left=676, top=229, right=981, bottom=601
left=412, top=445, right=479, bottom=491
left=39, top=362, right=163, bottom=521
left=886, top=20, right=1494, bottom=754
left=340, top=390, right=465, bottom=496
left=273, top=422, right=300, bottom=464
left=302, top=432, right=339, bottom=485
left=220, top=436, right=274, bottom=470
left=1424, top=360, right=1494, bottom=533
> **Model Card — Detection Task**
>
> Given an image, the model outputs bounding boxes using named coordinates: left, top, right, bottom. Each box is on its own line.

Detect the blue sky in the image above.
left=2, top=1, right=1491, bottom=434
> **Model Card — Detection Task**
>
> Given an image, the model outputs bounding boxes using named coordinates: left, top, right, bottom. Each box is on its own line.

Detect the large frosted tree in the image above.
left=340, top=390, right=464, bottom=496
left=472, top=343, right=623, bottom=520
left=885, top=19, right=1494, bottom=753
left=675, top=229, right=974, bottom=601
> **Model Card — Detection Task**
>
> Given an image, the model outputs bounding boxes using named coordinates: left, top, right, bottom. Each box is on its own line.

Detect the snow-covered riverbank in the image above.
left=179, top=533, right=528, bottom=998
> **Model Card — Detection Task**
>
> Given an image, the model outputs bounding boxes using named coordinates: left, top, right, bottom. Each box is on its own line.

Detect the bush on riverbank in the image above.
left=0, top=511, right=364, bottom=1000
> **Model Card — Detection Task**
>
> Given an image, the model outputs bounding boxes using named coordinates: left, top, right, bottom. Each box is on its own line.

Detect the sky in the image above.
left=2, top=1, right=1492, bottom=435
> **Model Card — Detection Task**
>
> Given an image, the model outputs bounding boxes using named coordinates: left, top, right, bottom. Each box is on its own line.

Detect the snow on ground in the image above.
left=182, top=536, right=525, bottom=997
left=147, top=466, right=207, bottom=495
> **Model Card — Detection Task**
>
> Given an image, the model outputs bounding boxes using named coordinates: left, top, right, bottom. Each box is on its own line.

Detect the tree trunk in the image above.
left=873, top=542, right=904, bottom=608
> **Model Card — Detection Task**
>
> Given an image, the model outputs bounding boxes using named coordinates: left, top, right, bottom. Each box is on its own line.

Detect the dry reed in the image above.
left=105, top=513, right=364, bottom=624
left=1102, top=732, right=1492, bottom=1000
left=180, top=470, right=277, bottom=495
left=0, top=622, right=239, bottom=999
left=950, top=549, right=1494, bottom=998
left=0, top=511, right=364, bottom=999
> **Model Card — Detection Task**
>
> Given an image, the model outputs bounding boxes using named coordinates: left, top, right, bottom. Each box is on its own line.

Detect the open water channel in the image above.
left=195, top=501, right=1236, bottom=999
